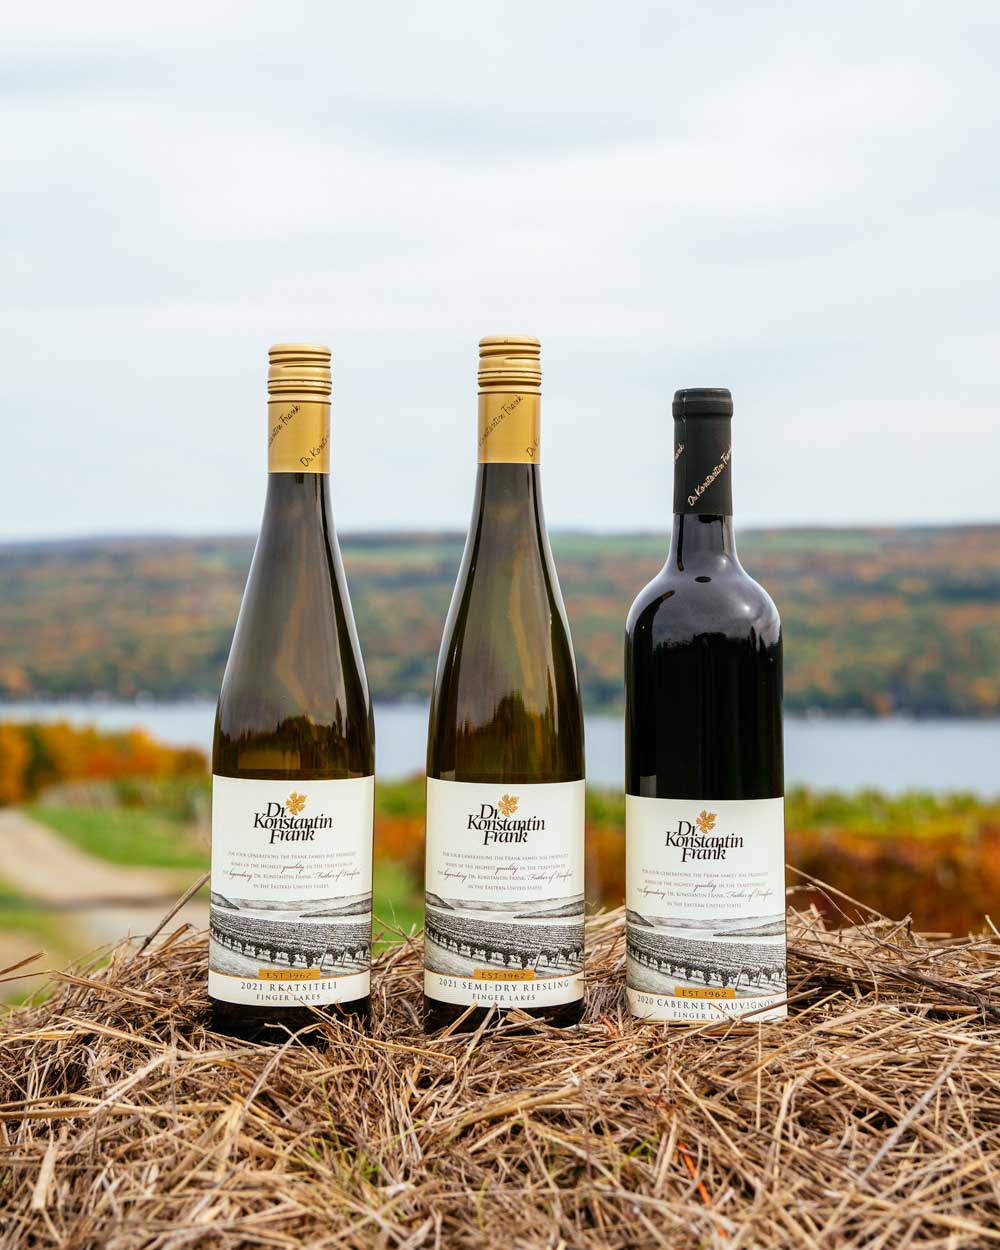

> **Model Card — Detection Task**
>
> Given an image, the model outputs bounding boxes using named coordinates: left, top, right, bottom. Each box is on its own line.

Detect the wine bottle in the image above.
left=624, top=388, right=786, bottom=1023
left=424, top=336, right=586, bottom=1031
left=209, top=344, right=374, bottom=1043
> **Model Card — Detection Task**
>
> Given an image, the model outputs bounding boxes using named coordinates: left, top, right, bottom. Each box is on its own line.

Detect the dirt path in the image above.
left=0, top=809, right=207, bottom=993
left=0, top=808, right=191, bottom=904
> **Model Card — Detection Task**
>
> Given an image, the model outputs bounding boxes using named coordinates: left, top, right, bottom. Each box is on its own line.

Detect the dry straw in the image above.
left=2, top=879, right=999, bottom=1249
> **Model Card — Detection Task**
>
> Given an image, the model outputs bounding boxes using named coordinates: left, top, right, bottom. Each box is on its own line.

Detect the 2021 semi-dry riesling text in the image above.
left=423, top=336, right=586, bottom=1031
left=209, top=344, right=374, bottom=1043
left=624, top=388, right=787, bottom=1023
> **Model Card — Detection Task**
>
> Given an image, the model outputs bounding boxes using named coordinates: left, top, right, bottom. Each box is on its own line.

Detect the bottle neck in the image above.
left=666, top=512, right=737, bottom=570
left=478, top=391, right=541, bottom=465
left=267, top=399, right=331, bottom=474
left=260, top=470, right=333, bottom=533
left=672, top=413, right=733, bottom=516
left=668, top=414, right=737, bottom=569
left=466, top=458, right=551, bottom=577
left=263, top=388, right=333, bottom=533
left=472, top=390, right=547, bottom=544
left=472, top=459, right=543, bottom=510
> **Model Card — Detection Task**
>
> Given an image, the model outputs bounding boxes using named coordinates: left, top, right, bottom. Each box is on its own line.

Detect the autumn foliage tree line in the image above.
left=0, top=721, right=204, bottom=808
left=2, top=525, right=1000, bottom=715
left=4, top=720, right=997, bottom=936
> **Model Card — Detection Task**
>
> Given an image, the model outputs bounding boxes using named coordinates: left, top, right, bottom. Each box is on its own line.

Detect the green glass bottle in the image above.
left=424, top=336, right=586, bottom=1032
left=210, top=344, right=374, bottom=1043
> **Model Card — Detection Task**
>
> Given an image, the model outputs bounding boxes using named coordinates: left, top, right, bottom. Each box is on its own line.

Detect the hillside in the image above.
left=1, top=526, right=999, bottom=716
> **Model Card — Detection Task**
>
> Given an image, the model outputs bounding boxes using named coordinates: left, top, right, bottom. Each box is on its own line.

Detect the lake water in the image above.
left=3, top=699, right=998, bottom=795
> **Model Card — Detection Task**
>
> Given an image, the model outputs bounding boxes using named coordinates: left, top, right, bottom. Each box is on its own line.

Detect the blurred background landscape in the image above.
left=2, top=5, right=998, bottom=999
left=4, top=526, right=1000, bottom=717
left=1, top=523, right=998, bottom=999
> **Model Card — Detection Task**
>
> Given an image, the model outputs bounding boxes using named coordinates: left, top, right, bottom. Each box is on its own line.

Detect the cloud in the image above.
left=0, top=2, right=997, bottom=538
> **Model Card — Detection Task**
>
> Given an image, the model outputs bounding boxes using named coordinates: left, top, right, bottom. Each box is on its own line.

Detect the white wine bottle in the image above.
left=424, top=336, right=586, bottom=1031
left=625, top=388, right=786, bottom=1023
left=209, top=344, right=374, bottom=1043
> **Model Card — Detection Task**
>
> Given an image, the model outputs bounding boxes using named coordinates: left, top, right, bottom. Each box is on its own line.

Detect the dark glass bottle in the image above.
left=210, top=344, right=374, bottom=1043
left=624, top=388, right=786, bottom=1023
left=424, top=337, right=585, bottom=1032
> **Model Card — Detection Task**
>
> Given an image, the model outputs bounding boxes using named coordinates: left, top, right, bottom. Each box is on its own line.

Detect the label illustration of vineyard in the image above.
left=424, top=892, right=585, bottom=981
left=626, top=909, right=786, bottom=999
left=208, top=891, right=371, bottom=979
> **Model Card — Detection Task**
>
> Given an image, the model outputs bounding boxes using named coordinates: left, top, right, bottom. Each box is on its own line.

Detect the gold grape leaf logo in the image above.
left=286, top=792, right=307, bottom=816
left=497, top=793, right=519, bottom=817
left=695, top=810, right=717, bottom=834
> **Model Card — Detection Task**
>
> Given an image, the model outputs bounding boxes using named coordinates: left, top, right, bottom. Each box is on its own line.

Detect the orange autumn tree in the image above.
left=0, top=724, right=32, bottom=806
left=0, top=721, right=206, bottom=806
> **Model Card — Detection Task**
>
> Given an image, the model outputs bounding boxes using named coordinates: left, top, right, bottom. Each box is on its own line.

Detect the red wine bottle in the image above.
left=625, top=388, right=786, bottom=1023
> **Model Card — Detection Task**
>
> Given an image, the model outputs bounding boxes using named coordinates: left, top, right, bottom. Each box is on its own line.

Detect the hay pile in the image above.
left=2, top=884, right=999, bottom=1249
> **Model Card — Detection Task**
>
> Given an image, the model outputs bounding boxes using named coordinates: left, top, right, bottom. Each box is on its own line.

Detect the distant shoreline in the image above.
left=3, top=700, right=999, bottom=793
left=3, top=696, right=1000, bottom=723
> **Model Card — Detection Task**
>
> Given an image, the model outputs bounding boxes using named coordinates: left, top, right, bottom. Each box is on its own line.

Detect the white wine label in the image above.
left=209, top=775, right=373, bottom=1007
left=626, top=795, right=787, bottom=1022
left=424, top=777, right=585, bottom=1010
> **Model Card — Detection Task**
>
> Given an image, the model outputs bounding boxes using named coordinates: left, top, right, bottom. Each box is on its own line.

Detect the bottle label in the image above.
left=209, top=775, right=373, bottom=1006
left=478, top=393, right=540, bottom=464
left=626, top=795, right=787, bottom=1022
left=268, top=400, right=330, bottom=473
left=423, top=777, right=585, bottom=1009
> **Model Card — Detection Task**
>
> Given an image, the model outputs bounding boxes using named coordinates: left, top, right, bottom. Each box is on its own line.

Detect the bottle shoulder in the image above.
left=433, top=555, right=581, bottom=719
left=428, top=470, right=583, bottom=780
left=214, top=499, right=373, bottom=775
left=626, top=558, right=781, bottom=646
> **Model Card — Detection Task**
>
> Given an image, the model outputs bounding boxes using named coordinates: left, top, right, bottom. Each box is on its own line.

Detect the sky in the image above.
left=1, top=2, right=997, bottom=539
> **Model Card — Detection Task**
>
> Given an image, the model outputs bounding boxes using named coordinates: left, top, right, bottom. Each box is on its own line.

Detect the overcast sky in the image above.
left=2, top=3, right=997, bottom=539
